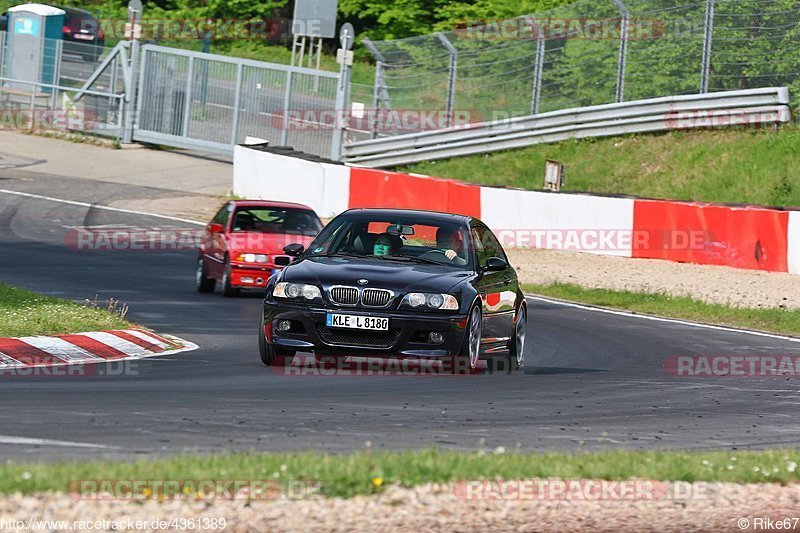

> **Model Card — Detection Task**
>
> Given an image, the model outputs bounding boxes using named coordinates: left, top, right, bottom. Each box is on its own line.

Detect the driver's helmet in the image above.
left=373, top=233, right=400, bottom=256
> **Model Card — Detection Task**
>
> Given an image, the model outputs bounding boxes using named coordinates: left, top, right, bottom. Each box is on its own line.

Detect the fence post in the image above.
left=281, top=70, right=292, bottom=145
left=436, top=32, right=457, bottom=127
left=122, top=39, right=139, bottom=143
left=371, top=60, right=384, bottom=138
left=330, top=29, right=353, bottom=161
left=700, top=0, right=715, bottom=93
left=181, top=56, right=193, bottom=137
left=363, top=38, right=391, bottom=138
left=613, top=0, right=629, bottom=103
left=526, top=17, right=545, bottom=115
left=230, top=62, right=243, bottom=145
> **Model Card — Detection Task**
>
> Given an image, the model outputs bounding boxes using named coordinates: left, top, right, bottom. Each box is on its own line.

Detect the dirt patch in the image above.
left=2, top=481, right=798, bottom=532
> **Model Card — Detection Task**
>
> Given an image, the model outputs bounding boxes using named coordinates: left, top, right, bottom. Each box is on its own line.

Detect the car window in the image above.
left=211, top=204, right=232, bottom=228
left=307, top=214, right=473, bottom=269
left=211, top=203, right=231, bottom=227
left=231, top=207, right=322, bottom=235
left=472, top=224, right=507, bottom=266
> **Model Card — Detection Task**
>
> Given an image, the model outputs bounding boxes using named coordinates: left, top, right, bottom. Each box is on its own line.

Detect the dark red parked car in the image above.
left=196, top=200, right=322, bottom=296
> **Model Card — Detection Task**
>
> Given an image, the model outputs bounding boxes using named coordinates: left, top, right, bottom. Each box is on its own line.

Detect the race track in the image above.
left=1, top=174, right=799, bottom=460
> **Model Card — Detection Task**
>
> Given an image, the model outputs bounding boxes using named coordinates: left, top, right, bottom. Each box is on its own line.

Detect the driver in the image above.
left=373, top=233, right=401, bottom=256
left=436, top=227, right=467, bottom=265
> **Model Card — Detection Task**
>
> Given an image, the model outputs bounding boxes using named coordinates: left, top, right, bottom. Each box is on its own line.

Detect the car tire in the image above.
left=221, top=257, right=239, bottom=297
left=448, top=305, right=481, bottom=374
left=258, top=314, right=294, bottom=367
left=507, top=304, right=527, bottom=371
left=195, top=256, right=216, bottom=293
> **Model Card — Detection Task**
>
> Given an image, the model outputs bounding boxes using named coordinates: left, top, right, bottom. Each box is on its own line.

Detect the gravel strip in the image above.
left=508, top=248, right=800, bottom=310
left=2, top=481, right=799, bottom=532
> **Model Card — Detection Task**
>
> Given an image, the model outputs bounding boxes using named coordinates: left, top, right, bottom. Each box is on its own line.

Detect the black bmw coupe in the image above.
left=258, top=208, right=527, bottom=373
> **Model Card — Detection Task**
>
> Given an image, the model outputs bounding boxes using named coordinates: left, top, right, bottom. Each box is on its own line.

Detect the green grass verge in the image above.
left=0, top=282, right=130, bottom=337
left=524, top=283, right=800, bottom=337
left=2, top=449, right=799, bottom=497
left=400, top=127, right=800, bottom=207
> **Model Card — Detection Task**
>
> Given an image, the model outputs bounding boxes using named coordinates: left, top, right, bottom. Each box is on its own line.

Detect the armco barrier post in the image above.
left=436, top=32, right=457, bottom=128
left=613, top=0, right=629, bottom=103
left=700, top=0, right=715, bottom=93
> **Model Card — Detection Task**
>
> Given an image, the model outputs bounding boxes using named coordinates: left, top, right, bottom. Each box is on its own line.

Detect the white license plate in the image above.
left=73, top=34, right=94, bottom=40
left=326, top=313, right=388, bottom=331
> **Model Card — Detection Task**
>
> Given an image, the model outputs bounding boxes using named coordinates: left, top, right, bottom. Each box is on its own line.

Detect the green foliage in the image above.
left=2, top=448, right=800, bottom=497
left=0, top=282, right=129, bottom=337
left=525, top=283, right=800, bottom=336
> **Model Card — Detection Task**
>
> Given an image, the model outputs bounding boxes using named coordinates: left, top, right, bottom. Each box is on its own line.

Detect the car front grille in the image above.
left=315, top=325, right=401, bottom=348
left=362, top=288, right=393, bottom=307
left=330, top=286, right=359, bottom=305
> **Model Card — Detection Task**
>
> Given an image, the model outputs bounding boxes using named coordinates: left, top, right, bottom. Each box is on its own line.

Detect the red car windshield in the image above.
left=230, top=207, right=321, bottom=236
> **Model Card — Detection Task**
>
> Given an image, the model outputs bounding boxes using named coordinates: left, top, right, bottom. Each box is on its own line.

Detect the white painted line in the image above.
left=17, top=336, right=105, bottom=362
left=526, top=295, right=800, bottom=344
left=123, top=329, right=172, bottom=349
left=0, top=352, right=22, bottom=368
left=79, top=331, right=149, bottom=357
left=0, top=188, right=205, bottom=226
left=0, top=435, right=119, bottom=449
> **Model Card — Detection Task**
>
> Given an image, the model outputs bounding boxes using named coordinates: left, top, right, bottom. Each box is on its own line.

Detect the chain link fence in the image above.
left=360, top=0, right=800, bottom=137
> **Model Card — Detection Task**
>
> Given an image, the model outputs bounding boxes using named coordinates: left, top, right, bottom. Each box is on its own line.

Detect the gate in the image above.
left=133, top=44, right=342, bottom=158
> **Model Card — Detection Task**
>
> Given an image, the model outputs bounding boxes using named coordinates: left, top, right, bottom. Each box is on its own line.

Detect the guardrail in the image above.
left=343, top=87, right=792, bottom=168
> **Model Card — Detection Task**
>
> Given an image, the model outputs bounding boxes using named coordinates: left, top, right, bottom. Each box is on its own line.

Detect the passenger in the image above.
left=373, top=233, right=402, bottom=256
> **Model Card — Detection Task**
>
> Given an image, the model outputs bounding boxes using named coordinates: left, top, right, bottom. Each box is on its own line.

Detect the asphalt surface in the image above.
left=1, top=174, right=800, bottom=461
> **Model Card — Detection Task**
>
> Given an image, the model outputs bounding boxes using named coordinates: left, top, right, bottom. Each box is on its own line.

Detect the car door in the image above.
left=471, top=223, right=517, bottom=348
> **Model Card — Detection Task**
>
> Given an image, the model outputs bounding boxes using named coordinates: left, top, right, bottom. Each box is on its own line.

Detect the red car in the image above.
left=196, top=200, right=323, bottom=296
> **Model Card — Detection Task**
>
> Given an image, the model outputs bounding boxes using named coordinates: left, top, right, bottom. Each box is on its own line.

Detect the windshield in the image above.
left=230, top=207, right=322, bottom=236
left=305, top=213, right=474, bottom=269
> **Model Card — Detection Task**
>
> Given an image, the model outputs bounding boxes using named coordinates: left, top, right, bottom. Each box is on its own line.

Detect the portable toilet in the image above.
left=7, top=3, right=65, bottom=92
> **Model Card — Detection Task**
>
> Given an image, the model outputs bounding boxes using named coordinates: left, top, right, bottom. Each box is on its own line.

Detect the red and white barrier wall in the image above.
left=233, top=145, right=799, bottom=274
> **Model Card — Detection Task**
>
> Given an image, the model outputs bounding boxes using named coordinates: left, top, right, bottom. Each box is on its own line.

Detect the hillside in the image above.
left=399, top=127, right=800, bottom=207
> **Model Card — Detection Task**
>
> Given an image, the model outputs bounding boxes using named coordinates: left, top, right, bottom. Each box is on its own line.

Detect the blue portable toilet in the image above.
left=7, top=3, right=65, bottom=92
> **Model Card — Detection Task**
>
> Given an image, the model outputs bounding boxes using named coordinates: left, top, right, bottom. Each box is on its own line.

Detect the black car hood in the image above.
left=280, top=256, right=472, bottom=294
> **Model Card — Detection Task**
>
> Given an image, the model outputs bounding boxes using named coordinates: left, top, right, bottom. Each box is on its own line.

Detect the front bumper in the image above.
left=263, top=301, right=468, bottom=357
left=230, top=263, right=273, bottom=288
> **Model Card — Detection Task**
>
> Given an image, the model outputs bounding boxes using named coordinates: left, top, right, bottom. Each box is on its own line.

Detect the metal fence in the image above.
left=0, top=31, right=126, bottom=138
left=134, top=44, right=341, bottom=157
left=357, top=0, right=800, bottom=138
left=0, top=31, right=345, bottom=159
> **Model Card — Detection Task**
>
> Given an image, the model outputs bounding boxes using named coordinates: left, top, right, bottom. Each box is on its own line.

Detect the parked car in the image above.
left=60, top=7, right=105, bottom=62
left=196, top=200, right=323, bottom=297
left=258, top=208, right=527, bottom=373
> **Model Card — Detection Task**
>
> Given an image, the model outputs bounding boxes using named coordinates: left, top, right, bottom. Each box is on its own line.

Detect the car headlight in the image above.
left=403, top=292, right=459, bottom=310
left=237, top=253, right=269, bottom=263
left=273, top=282, right=321, bottom=300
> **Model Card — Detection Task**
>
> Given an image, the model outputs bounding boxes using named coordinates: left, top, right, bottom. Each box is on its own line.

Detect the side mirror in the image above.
left=483, top=256, right=508, bottom=272
left=208, top=222, right=223, bottom=234
left=283, top=243, right=305, bottom=256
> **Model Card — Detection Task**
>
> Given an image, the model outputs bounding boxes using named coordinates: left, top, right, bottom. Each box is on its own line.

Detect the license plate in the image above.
left=73, top=34, right=94, bottom=40
left=326, top=313, right=388, bottom=331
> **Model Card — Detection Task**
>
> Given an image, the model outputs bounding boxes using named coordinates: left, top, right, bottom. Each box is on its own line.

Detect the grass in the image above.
left=1, top=448, right=799, bottom=497
left=0, top=282, right=130, bottom=337
left=400, top=127, right=800, bottom=207
left=524, top=283, right=800, bottom=337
